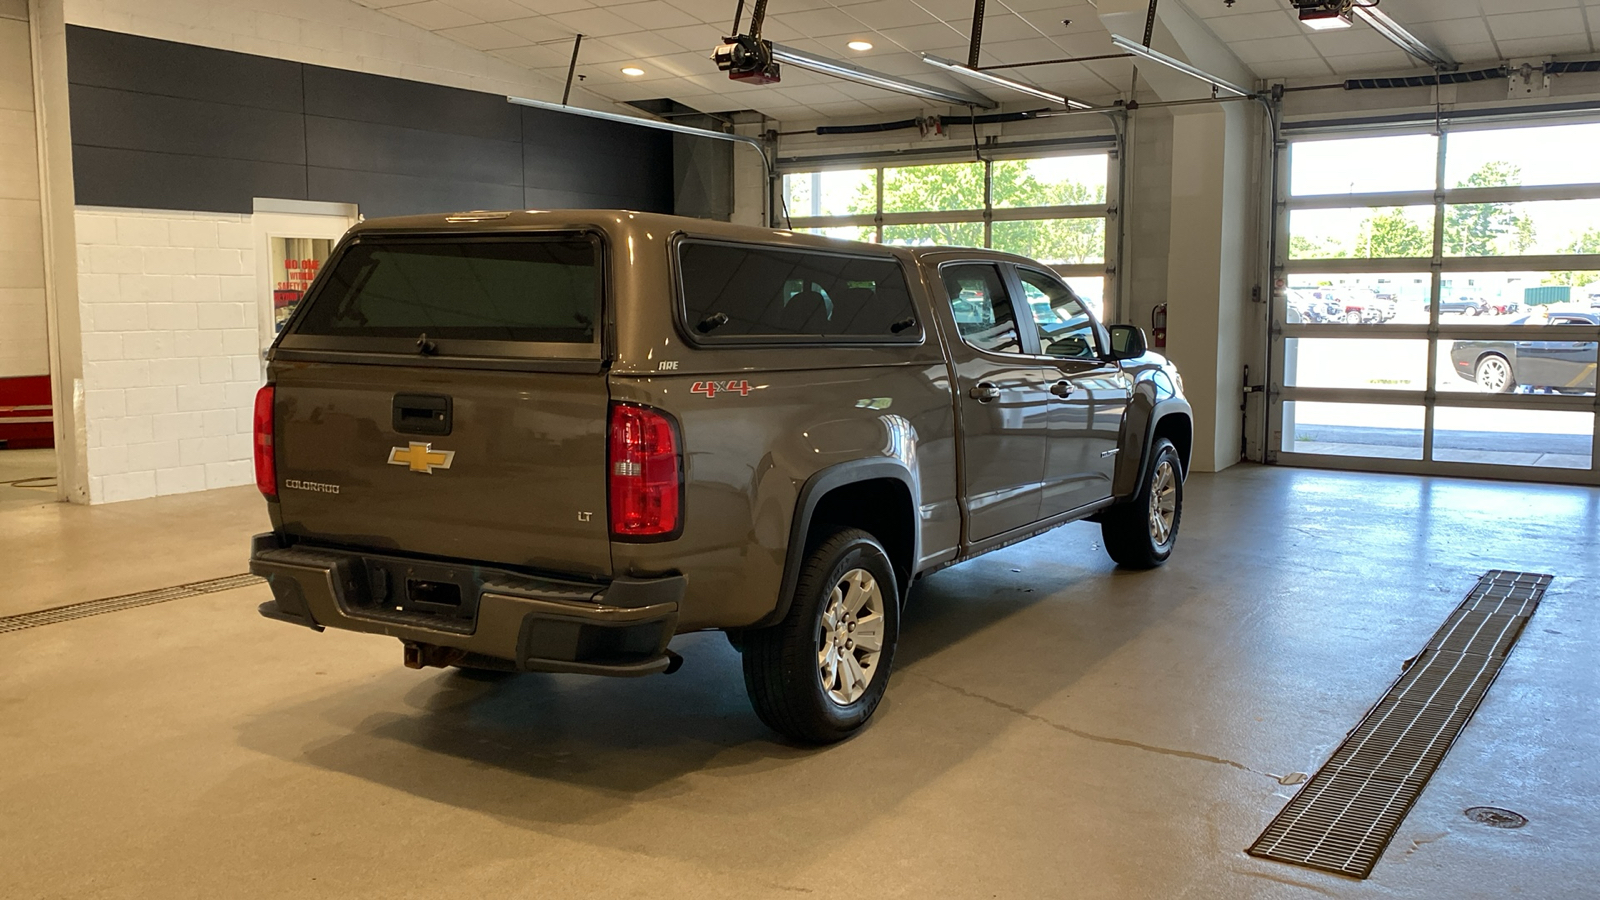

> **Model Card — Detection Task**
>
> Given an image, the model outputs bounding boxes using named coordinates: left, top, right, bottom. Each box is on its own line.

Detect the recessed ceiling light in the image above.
left=621, top=66, right=645, bottom=76
left=846, top=40, right=873, bottom=51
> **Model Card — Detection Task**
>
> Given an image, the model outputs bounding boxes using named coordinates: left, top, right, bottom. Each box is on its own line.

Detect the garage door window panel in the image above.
left=1445, top=123, right=1600, bottom=189
left=1289, top=207, right=1436, bottom=261
left=1284, top=339, right=1428, bottom=392
left=990, top=155, right=1108, bottom=209
left=1286, top=272, right=1430, bottom=326
left=881, top=163, right=985, bottom=213
left=1282, top=401, right=1425, bottom=461
left=1291, top=134, right=1440, bottom=196
left=1437, top=329, right=1598, bottom=397
left=782, top=169, right=876, bottom=218
left=1432, top=407, right=1594, bottom=469
left=1443, top=199, right=1600, bottom=258
left=991, top=218, right=1106, bottom=265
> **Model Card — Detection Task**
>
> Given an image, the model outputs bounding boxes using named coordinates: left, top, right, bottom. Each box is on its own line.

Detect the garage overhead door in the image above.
left=1270, top=116, right=1600, bottom=485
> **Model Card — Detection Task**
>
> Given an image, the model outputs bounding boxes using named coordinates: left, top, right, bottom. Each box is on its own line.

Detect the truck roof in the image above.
left=346, top=208, right=1038, bottom=267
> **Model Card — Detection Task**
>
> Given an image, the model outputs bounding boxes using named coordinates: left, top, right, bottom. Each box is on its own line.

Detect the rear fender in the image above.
left=747, top=459, right=920, bottom=630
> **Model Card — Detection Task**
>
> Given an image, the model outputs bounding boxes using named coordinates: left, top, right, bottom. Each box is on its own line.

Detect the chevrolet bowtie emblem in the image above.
left=388, top=442, right=455, bottom=474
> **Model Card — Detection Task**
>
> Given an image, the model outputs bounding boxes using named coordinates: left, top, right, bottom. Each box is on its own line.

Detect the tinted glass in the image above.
left=293, top=237, right=599, bottom=343
left=941, top=264, right=1021, bottom=354
left=1017, top=268, right=1099, bottom=359
left=678, top=242, right=918, bottom=340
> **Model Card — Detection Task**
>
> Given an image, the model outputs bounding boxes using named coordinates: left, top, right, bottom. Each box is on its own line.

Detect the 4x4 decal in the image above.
left=692, top=380, right=753, bottom=398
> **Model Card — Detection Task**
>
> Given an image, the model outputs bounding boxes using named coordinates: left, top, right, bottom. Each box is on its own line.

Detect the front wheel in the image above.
left=741, top=528, right=900, bottom=744
left=1344, top=310, right=1362, bottom=325
left=1101, top=438, right=1183, bottom=569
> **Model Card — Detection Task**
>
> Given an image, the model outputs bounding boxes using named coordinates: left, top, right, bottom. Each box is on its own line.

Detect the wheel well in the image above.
left=1153, top=415, right=1193, bottom=477
left=808, top=478, right=916, bottom=590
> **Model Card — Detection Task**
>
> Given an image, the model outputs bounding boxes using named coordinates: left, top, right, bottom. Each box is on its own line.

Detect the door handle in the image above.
left=1050, top=380, right=1076, bottom=398
left=969, top=383, right=1001, bottom=402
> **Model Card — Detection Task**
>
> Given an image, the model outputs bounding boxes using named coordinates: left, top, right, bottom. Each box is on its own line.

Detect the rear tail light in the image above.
left=608, top=403, right=681, bottom=539
left=253, top=385, right=277, bottom=498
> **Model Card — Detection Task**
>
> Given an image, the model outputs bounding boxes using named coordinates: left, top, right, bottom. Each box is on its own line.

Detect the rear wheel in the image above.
left=1344, top=310, right=1362, bottom=324
left=742, top=528, right=899, bottom=744
left=1475, top=354, right=1515, bottom=393
left=1101, top=438, right=1182, bottom=569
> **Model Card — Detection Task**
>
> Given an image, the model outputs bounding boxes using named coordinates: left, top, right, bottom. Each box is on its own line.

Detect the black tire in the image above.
left=741, top=527, right=900, bottom=744
left=1101, top=438, right=1183, bottom=569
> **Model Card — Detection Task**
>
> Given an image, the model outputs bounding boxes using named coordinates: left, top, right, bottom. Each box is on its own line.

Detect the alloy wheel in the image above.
left=817, top=568, right=886, bottom=706
left=1147, top=460, right=1178, bottom=546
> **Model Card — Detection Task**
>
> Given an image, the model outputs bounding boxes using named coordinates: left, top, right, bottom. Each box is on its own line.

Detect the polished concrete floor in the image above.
left=2, top=464, right=1597, bottom=899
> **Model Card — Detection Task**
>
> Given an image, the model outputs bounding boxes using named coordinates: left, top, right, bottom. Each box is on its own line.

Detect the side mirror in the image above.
left=1108, top=324, right=1148, bottom=361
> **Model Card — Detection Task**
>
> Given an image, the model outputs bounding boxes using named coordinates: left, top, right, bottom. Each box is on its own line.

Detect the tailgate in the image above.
left=273, top=362, right=612, bottom=577
left=267, top=229, right=614, bottom=577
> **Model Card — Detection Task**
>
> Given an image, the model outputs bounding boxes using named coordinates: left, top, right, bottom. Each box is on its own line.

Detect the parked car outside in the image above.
left=1441, top=295, right=1490, bottom=316
left=1337, top=288, right=1396, bottom=324
left=1449, top=312, right=1600, bottom=393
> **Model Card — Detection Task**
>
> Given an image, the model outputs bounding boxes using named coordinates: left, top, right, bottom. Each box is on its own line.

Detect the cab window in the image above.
left=941, top=264, right=1022, bottom=354
left=1017, top=268, right=1100, bottom=360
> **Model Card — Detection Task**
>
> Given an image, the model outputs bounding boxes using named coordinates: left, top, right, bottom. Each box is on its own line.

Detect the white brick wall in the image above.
left=76, top=208, right=261, bottom=504
left=0, top=6, right=50, bottom=380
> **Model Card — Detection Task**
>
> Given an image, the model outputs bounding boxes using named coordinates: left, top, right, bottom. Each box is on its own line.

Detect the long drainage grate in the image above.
left=0, top=573, right=263, bottom=635
left=1247, top=570, right=1552, bottom=879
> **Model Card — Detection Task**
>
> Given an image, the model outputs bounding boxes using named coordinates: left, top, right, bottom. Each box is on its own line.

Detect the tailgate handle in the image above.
left=393, top=394, right=452, bottom=436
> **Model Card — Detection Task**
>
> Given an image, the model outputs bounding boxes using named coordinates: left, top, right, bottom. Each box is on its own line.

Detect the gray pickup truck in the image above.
left=250, top=210, right=1193, bottom=743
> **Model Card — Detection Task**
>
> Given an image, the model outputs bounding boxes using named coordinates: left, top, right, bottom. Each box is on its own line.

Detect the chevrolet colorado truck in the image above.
left=250, top=210, right=1193, bottom=743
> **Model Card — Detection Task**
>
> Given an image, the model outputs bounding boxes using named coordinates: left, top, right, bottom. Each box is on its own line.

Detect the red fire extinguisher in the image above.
left=1152, top=303, right=1168, bottom=349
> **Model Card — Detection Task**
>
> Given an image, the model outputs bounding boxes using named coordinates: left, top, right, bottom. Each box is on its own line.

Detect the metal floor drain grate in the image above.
left=0, top=573, right=263, bottom=634
left=1247, top=570, right=1552, bottom=879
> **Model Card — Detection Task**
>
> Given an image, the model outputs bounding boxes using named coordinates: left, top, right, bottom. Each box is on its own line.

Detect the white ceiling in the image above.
left=353, top=0, right=1600, bottom=122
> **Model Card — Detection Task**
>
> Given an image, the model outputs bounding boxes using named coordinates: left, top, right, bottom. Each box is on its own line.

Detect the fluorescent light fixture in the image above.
left=769, top=43, right=997, bottom=108
left=846, top=40, right=873, bottom=51
left=1354, top=4, right=1456, bottom=69
left=1109, top=34, right=1252, bottom=97
left=921, top=54, right=1093, bottom=109
left=621, top=66, right=645, bottom=76
left=1299, top=7, right=1352, bottom=30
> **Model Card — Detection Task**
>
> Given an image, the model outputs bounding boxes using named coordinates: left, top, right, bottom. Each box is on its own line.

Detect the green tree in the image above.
left=1290, top=234, right=1346, bottom=259
left=1546, top=227, right=1600, bottom=287
left=1444, top=161, right=1537, bottom=256
left=1355, top=208, right=1430, bottom=258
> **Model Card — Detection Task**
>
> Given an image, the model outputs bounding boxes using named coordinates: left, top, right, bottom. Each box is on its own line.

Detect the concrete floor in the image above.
left=2, top=465, right=1597, bottom=899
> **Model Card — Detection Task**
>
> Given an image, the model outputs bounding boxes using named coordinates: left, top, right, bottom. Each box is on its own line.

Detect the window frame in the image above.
left=1007, top=264, right=1110, bottom=362
left=936, top=260, right=1030, bottom=358
left=669, top=234, right=927, bottom=348
left=276, top=230, right=610, bottom=363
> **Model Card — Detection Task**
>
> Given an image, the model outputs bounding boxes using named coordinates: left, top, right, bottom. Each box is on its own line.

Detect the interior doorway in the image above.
left=251, top=199, right=360, bottom=367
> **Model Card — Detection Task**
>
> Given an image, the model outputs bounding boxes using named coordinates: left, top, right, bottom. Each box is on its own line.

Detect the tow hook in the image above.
left=663, top=649, right=684, bottom=675
left=403, top=641, right=466, bottom=669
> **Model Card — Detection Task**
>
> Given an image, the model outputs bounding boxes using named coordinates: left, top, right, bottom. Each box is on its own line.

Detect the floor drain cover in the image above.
left=0, top=573, right=263, bottom=634
left=1465, top=807, right=1528, bottom=829
left=1248, top=570, right=1551, bottom=879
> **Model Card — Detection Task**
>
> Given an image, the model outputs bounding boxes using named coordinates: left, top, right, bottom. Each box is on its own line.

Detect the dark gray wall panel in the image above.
left=305, top=117, right=521, bottom=186
left=73, top=147, right=307, bottom=212
left=307, top=168, right=524, bottom=219
left=67, top=26, right=676, bottom=218
left=70, top=85, right=306, bottom=165
left=521, top=107, right=673, bottom=214
left=66, top=27, right=302, bottom=112
left=303, top=67, right=521, bottom=142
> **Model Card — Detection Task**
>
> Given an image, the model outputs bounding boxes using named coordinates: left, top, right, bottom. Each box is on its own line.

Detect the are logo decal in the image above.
left=691, top=380, right=754, bottom=398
